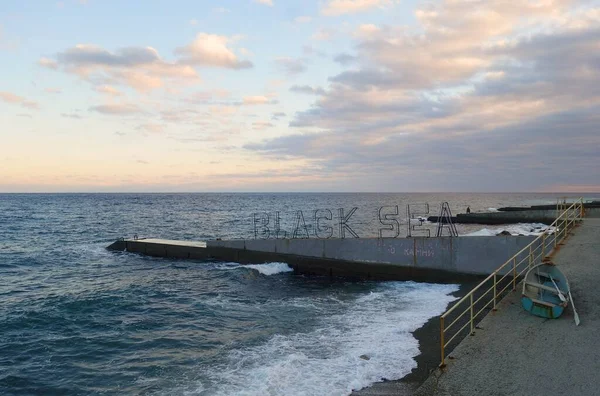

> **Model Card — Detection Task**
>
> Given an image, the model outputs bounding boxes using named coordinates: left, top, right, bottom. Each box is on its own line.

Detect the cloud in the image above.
left=321, top=0, right=392, bottom=16
left=355, top=23, right=380, bottom=37
left=61, top=113, right=83, bottom=119
left=175, top=33, right=253, bottom=69
left=137, top=123, right=165, bottom=134
left=243, top=95, right=271, bottom=105
left=189, top=19, right=198, bottom=25
left=45, top=87, right=62, bottom=94
left=185, top=89, right=231, bottom=104
left=275, top=56, right=307, bottom=75
left=89, top=103, right=142, bottom=115
left=58, top=45, right=164, bottom=67
left=333, top=52, right=357, bottom=65
left=39, top=57, right=58, bottom=69
left=213, top=7, right=231, bottom=13
left=252, top=120, right=275, bottom=130
left=0, top=91, right=40, bottom=110
left=246, top=0, right=600, bottom=191
left=254, top=0, right=273, bottom=6
left=271, top=111, right=286, bottom=120
left=95, top=85, right=122, bottom=96
left=289, top=85, right=326, bottom=95
left=45, top=44, right=199, bottom=92
left=208, top=105, right=239, bottom=117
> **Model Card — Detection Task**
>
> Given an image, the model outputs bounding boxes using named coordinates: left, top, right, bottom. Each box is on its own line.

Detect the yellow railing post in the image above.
left=541, top=233, right=546, bottom=260
left=493, top=272, right=497, bottom=311
left=440, top=317, right=445, bottom=367
left=435, top=198, right=584, bottom=368
left=470, top=293, right=474, bottom=335
left=512, top=257, right=517, bottom=291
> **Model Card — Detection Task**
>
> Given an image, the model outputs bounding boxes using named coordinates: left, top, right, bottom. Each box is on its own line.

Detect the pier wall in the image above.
left=206, top=236, right=538, bottom=276
left=109, top=235, right=540, bottom=281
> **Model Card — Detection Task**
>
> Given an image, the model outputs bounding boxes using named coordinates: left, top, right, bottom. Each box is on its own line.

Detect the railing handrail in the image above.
left=439, top=197, right=584, bottom=366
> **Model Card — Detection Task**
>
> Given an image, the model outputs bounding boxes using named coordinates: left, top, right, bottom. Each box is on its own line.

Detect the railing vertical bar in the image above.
left=470, top=293, right=474, bottom=335
left=437, top=197, right=583, bottom=370
left=493, top=272, right=497, bottom=311
left=440, top=317, right=445, bottom=366
left=512, top=257, right=517, bottom=291
left=541, top=233, right=546, bottom=260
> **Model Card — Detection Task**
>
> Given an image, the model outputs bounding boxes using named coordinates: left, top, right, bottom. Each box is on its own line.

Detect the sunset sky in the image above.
left=1, top=0, right=599, bottom=192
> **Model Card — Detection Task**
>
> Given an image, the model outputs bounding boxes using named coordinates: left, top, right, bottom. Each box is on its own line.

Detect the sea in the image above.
left=0, top=193, right=596, bottom=395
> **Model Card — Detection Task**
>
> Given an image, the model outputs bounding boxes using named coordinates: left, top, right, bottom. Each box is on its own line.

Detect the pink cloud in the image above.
left=176, top=33, right=253, bottom=69
left=0, top=91, right=40, bottom=110
left=321, top=0, right=392, bottom=16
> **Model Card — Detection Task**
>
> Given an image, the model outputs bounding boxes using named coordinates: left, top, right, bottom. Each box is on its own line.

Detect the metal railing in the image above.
left=439, top=198, right=584, bottom=367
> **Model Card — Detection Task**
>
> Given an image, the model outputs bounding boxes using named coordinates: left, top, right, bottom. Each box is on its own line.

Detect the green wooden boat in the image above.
left=521, top=263, right=569, bottom=319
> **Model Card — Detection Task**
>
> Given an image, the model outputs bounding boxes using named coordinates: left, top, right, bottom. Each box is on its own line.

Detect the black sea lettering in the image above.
left=292, top=210, right=310, bottom=238
left=338, top=207, right=359, bottom=238
left=378, top=205, right=400, bottom=238
left=253, top=212, right=270, bottom=239
left=314, top=209, right=333, bottom=239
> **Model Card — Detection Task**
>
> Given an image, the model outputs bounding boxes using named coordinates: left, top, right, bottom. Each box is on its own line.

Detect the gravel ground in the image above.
left=416, top=218, right=600, bottom=396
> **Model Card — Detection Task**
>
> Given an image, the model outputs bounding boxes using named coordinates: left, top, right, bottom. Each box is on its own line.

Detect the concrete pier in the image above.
left=429, top=207, right=600, bottom=225
left=429, top=209, right=559, bottom=225
left=107, top=235, right=538, bottom=281
left=415, top=217, right=600, bottom=396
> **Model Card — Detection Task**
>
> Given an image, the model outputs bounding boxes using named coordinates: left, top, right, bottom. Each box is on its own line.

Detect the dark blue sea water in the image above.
left=0, top=193, right=595, bottom=395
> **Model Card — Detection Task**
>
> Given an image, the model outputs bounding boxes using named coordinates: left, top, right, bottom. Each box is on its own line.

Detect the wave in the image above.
left=197, top=281, right=458, bottom=396
left=464, top=223, right=556, bottom=236
left=215, top=262, right=294, bottom=276
left=245, top=263, right=293, bottom=275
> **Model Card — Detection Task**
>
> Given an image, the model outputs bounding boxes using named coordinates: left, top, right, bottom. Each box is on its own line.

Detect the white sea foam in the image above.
left=201, top=281, right=458, bottom=396
left=215, top=262, right=294, bottom=276
left=487, top=207, right=500, bottom=212
left=245, top=262, right=294, bottom=276
left=464, top=223, right=556, bottom=237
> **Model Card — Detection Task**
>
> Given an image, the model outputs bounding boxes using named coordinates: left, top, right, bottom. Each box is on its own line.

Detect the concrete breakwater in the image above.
left=107, top=235, right=538, bottom=282
left=429, top=204, right=599, bottom=225
left=497, top=200, right=600, bottom=211
left=429, top=209, right=559, bottom=225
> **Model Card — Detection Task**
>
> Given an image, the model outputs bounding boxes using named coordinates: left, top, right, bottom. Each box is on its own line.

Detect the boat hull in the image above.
left=521, top=263, right=569, bottom=319
left=521, top=296, right=565, bottom=319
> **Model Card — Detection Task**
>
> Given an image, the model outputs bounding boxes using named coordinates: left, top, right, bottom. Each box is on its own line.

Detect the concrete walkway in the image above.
left=417, top=218, right=600, bottom=396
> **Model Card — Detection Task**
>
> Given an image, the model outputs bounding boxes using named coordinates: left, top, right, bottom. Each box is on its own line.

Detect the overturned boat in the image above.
left=521, top=263, right=569, bottom=319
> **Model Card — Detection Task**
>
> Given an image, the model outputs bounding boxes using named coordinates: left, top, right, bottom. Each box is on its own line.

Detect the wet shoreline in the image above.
left=352, top=282, right=478, bottom=396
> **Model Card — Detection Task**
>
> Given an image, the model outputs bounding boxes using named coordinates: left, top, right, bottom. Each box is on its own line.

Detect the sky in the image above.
left=0, top=0, right=599, bottom=193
